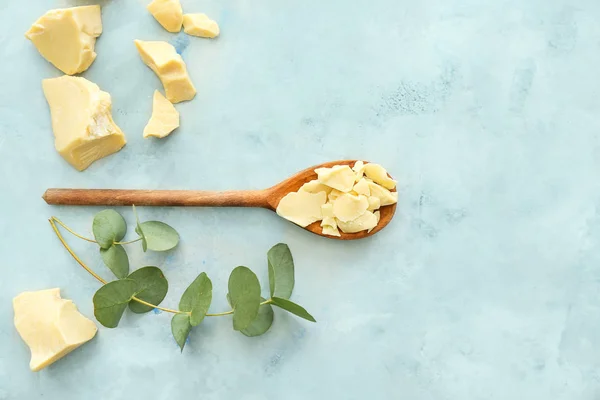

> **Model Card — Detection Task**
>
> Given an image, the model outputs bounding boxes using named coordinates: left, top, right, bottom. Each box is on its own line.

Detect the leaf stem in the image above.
left=52, top=217, right=142, bottom=246
left=206, top=310, right=234, bottom=317
left=51, top=217, right=97, bottom=243
left=114, top=238, right=142, bottom=245
left=205, top=299, right=272, bottom=317
left=131, top=297, right=185, bottom=315
left=50, top=218, right=107, bottom=284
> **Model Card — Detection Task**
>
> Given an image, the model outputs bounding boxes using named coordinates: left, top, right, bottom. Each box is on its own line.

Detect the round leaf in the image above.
left=93, top=210, right=127, bottom=249
left=99, top=245, right=130, bottom=279
left=267, top=243, right=295, bottom=299
left=271, top=297, right=316, bottom=322
left=93, top=279, right=138, bottom=328
left=228, top=266, right=261, bottom=331
left=139, top=221, right=179, bottom=252
left=127, top=267, right=169, bottom=313
left=179, top=272, right=212, bottom=326
left=241, top=298, right=274, bottom=337
left=171, top=313, right=192, bottom=352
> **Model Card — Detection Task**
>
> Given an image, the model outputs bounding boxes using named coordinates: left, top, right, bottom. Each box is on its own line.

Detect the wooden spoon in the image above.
left=43, top=160, right=397, bottom=240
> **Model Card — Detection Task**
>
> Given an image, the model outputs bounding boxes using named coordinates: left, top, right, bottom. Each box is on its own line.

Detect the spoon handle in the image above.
left=43, top=189, right=271, bottom=208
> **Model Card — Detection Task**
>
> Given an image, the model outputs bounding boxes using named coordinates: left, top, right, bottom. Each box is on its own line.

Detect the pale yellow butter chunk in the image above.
left=320, top=205, right=340, bottom=237
left=363, top=163, right=397, bottom=189
left=367, top=181, right=398, bottom=206
left=25, top=6, right=102, bottom=75
left=42, top=76, right=126, bottom=171
left=321, top=223, right=341, bottom=237
left=276, top=191, right=326, bottom=227
left=183, top=13, right=220, bottom=38
left=353, top=160, right=365, bottom=180
left=321, top=203, right=334, bottom=218
left=144, top=91, right=180, bottom=139
left=328, top=189, right=343, bottom=202
left=333, top=194, right=369, bottom=222
left=353, top=178, right=371, bottom=196
left=147, top=0, right=183, bottom=33
left=134, top=40, right=196, bottom=103
left=299, top=179, right=332, bottom=195
left=321, top=216, right=337, bottom=227
left=367, top=196, right=381, bottom=211
left=316, top=165, right=356, bottom=192
left=13, top=289, right=97, bottom=372
left=336, top=211, right=379, bottom=234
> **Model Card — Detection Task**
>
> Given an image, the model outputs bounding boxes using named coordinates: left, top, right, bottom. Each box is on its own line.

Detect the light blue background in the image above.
left=1, top=0, right=600, bottom=398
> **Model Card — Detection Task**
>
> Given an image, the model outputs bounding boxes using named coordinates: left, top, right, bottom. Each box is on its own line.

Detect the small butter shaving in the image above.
left=300, top=180, right=333, bottom=195
left=353, top=160, right=365, bottom=181
left=276, top=191, right=326, bottom=227
left=322, top=224, right=341, bottom=237
left=316, top=165, right=356, bottom=192
left=332, top=194, right=369, bottom=222
left=336, top=211, right=378, bottom=234
left=367, top=196, right=381, bottom=211
left=363, top=163, right=397, bottom=190
left=353, top=178, right=371, bottom=196
left=321, top=203, right=334, bottom=218
left=328, top=189, right=343, bottom=202
left=320, top=204, right=340, bottom=237
left=367, top=181, right=398, bottom=206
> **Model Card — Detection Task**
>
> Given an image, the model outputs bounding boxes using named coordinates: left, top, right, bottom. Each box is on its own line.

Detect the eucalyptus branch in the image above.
left=50, top=217, right=184, bottom=315
left=49, top=208, right=316, bottom=351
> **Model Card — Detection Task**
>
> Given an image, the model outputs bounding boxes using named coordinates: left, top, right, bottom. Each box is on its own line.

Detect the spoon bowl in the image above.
left=264, top=160, right=397, bottom=239
left=43, top=160, right=397, bottom=240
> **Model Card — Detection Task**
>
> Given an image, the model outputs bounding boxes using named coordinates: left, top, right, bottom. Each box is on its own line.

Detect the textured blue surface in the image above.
left=1, top=0, right=600, bottom=399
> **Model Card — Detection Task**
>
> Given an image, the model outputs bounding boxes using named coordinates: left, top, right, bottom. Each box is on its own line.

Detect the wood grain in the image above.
left=43, top=189, right=270, bottom=208
left=43, top=160, right=397, bottom=240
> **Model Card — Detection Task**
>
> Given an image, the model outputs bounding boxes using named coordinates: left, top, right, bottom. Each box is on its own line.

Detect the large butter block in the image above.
left=13, top=289, right=97, bottom=372
left=134, top=40, right=197, bottom=104
left=25, top=6, right=102, bottom=75
left=42, top=76, right=127, bottom=171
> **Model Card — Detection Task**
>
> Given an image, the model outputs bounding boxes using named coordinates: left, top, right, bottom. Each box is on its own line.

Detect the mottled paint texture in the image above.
left=1, top=0, right=600, bottom=399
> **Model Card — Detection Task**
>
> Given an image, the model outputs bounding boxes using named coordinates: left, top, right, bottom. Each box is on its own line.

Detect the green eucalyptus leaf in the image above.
left=127, top=267, right=169, bottom=313
left=171, top=313, right=192, bottom=352
left=271, top=297, right=316, bottom=322
left=93, top=279, right=138, bottom=328
left=139, top=221, right=179, bottom=252
left=179, top=272, right=212, bottom=326
left=228, top=266, right=261, bottom=331
left=99, top=244, right=129, bottom=279
left=133, top=205, right=147, bottom=252
left=241, top=297, right=274, bottom=337
left=267, top=243, right=295, bottom=299
left=93, top=210, right=127, bottom=249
